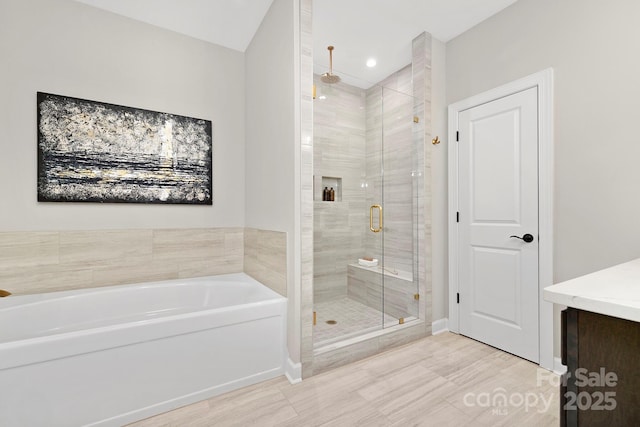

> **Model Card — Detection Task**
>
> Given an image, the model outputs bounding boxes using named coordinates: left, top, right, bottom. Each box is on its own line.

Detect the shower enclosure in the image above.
left=312, top=65, right=422, bottom=349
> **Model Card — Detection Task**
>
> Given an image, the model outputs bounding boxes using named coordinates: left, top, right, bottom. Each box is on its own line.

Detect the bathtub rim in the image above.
left=0, top=272, right=283, bottom=308
left=0, top=273, right=286, bottom=371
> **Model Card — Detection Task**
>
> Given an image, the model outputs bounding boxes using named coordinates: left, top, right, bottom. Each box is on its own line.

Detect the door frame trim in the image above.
left=447, top=68, right=554, bottom=370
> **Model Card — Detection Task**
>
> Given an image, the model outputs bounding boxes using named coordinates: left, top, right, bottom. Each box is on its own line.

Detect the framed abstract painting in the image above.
left=37, top=92, right=213, bottom=204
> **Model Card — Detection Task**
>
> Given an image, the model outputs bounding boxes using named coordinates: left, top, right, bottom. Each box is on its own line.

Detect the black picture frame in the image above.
left=37, top=92, right=213, bottom=205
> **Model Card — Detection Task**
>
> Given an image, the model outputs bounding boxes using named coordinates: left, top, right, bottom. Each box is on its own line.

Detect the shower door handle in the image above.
left=370, top=205, right=383, bottom=233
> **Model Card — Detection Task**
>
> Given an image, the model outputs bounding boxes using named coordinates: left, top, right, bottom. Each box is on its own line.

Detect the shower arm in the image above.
left=328, top=46, right=335, bottom=75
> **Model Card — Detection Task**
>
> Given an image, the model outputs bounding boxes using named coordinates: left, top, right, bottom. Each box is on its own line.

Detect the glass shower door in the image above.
left=311, top=73, right=420, bottom=349
left=363, top=83, right=385, bottom=333
left=380, top=85, right=420, bottom=328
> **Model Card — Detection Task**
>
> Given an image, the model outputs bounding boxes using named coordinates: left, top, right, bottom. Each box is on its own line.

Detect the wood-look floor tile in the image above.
left=422, top=340, right=496, bottom=379
left=127, top=400, right=210, bottom=427
left=444, top=364, right=557, bottom=424
left=125, top=333, right=561, bottom=427
left=280, top=367, right=379, bottom=425
left=356, top=363, right=436, bottom=402
left=375, top=373, right=458, bottom=420
left=283, top=365, right=374, bottom=402
left=389, top=399, right=476, bottom=427
left=500, top=356, right=559, bottom=388
left=437, top=348, right=521, bottom=388
left=318, top=408, right=391, bottom=427
left=206, top=377, right=291, bottom=413
left=357, top=342, right=430, bottom=377
left=282, top=370, right=374, bottom=415
left=199, top=397, right=297, bottom=427
left=471, top=398, right=558, bottom=427
left=277, top=394, right=372, bottom=427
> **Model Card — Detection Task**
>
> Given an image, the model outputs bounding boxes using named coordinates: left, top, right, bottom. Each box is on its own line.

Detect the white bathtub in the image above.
left=0, top=273, right=287, bottom=427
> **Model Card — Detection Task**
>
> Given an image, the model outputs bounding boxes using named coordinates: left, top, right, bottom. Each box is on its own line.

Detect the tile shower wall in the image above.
left=313, top=66, right=418, bottom=304
left=347, top=264, right=417, bottom=319
left=0, top=228, right=245, bottom=295
left=365, top=65, right=416, bottom=276
left=411, top=32, right=432, bottom=335
left=300, top=0, right=314, bottom=377
left=313, top=75, right=367, bottom=303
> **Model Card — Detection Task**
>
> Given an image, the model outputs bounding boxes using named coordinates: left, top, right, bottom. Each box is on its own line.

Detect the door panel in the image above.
left=471, top=109, right=521, bottom=222
left=471, top=246, right=520, bottom=325
left=458, top=87, right=539, bottom=362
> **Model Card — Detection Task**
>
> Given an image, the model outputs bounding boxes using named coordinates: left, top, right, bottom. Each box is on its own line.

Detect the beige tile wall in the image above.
left=244, top=228, right=287, bottom=297
left=300, top=0, right=315, bottom=378
left=412, top=32, right=432, bottom=336
left=313, top=75, right=367, bottom=303
left=313, top=66, right=419, bottom=304
left=364, top=64, right=416, bottom=275
left=347, top=264, right=418, bottom=319
left=0, top=227, right=263, bottom=295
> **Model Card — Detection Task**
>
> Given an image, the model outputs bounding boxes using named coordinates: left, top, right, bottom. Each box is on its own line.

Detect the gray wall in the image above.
left=245, top=0, right=299, bottom=361
left=0, top=0, right=246, bottom=231
left=446, top=0, right=640, bottom=283
left=445, top=0, right=640, bottom=354
left=245, top=0, right=295, bottom=234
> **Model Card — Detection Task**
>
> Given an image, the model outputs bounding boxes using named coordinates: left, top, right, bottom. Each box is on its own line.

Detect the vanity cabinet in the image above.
left=560, top=307, right=640, bottom=426
left=544, top=258, right=640, bottom=426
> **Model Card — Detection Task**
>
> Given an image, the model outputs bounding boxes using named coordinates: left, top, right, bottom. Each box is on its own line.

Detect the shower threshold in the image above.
left=314, top=316, right=420, bottom=355
left=313, top=297, right=419, bottom=351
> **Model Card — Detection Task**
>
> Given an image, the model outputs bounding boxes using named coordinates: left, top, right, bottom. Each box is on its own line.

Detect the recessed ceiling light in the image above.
left=319, top=95, right=327, bottom=100
left=366, top=58, right=377, bottom=68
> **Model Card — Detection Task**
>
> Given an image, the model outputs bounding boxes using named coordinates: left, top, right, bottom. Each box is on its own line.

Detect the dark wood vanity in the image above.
left=560, top=307, right=640, bottom=426
left=545, top=258, right=640, bottom=426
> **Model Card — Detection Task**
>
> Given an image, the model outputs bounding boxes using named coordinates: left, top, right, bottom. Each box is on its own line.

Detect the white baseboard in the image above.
left=285, top=357, right=302, bottom=384
left=553, top=357, right=567, bottom=375
left=432, top=318, right=449, bottom=335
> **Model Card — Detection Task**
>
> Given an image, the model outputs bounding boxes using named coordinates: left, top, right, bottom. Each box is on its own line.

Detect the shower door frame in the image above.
left=378, top=84, right=423, bottom=330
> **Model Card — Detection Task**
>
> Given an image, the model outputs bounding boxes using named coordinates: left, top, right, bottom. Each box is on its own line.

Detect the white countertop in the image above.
left=544, top=258, right=640, bottom=322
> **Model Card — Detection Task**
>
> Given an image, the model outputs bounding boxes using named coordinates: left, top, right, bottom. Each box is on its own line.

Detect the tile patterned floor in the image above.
left=313, top=297, right=399, bottom=348
left=128, top=332, right=560, bottom=427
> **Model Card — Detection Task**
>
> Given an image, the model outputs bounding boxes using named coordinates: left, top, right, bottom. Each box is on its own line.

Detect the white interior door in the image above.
left=456, top=87, right=539, bottom=362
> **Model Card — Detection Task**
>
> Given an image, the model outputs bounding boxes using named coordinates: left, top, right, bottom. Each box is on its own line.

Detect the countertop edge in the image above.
left=544, top=284, right=640, bottom=323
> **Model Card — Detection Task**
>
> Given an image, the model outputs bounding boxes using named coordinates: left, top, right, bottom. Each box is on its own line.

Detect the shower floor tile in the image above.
left=313, top=297, right=397, bottom=348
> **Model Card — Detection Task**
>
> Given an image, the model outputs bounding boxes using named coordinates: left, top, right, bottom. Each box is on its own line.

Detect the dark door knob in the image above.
left=510, top=233, right=534, bottom=243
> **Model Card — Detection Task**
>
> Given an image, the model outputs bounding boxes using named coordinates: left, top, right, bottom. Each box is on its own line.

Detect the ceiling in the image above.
left=76, top=0, right=275, bottom=52
left=76, top=0, right=519, bottom=88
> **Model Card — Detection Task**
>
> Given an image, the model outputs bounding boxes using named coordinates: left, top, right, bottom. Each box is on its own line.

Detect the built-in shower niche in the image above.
left=314, top=176, right=342, bottom=201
